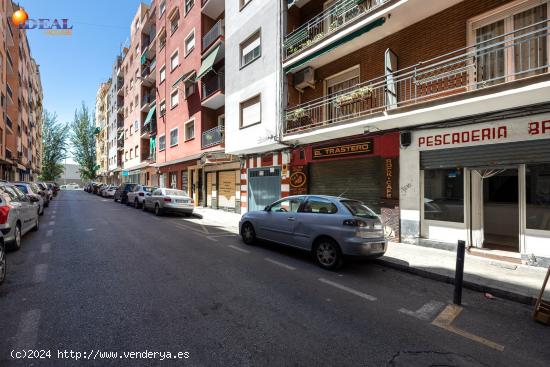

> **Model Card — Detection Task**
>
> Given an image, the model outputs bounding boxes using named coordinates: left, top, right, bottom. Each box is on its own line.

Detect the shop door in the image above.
left=482, top=169, right=519, bottom=252
left=309, top=158, right=381, bottom=213
left=248, top=167, right=281, bottom=212
left=218, top=171, right=236, bottom=210
left=206, top=173, right=213, bottom=207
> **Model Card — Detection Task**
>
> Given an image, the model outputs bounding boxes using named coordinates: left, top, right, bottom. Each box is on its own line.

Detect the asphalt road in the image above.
left=0, top=190, right=548, bottom=366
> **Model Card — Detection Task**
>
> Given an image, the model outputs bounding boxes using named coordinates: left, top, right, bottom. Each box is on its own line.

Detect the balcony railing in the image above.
left=141, top=91, right=156, bottom=108
left=201, top=72, right=224, bottom=100
left=201, top=125, right=224, bottom=148
left=203, top=20, right=224, bottom=52
left=285, top=19, right=550, bottom=134
left=284, top=0, right=388, bottom=60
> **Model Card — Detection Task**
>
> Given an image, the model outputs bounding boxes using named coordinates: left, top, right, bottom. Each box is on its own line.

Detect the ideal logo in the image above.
left=12, top=8, right=73, bottom=36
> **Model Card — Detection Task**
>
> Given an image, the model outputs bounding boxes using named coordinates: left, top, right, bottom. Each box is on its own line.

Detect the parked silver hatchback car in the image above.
left=143, top=188, right=194, bottom=216
left=127, top=185, right=157, bottom=209
left=239, top=195, right=387, bottom=270
left=0, top=182, right=39, bottom=251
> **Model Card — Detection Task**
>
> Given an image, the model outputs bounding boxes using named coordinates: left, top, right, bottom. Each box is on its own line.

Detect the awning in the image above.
left=172, top=70, right=196, bottom=88
left=196, top=45, right=221, bottom=82
left=149, top=137, right=156, bottom=151
left=140, top=51, right=148, bottom=65
left=285, top=17, right=386, bottom=73
left=144, top=106, right=156, bottom=126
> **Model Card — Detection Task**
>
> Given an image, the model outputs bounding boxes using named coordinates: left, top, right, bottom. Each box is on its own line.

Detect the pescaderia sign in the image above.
left=312, top=140, right=373, bottom=160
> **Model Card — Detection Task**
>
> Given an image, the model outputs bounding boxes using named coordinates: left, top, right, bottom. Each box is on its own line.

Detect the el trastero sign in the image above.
left=312, top=140, right=373, bottom=160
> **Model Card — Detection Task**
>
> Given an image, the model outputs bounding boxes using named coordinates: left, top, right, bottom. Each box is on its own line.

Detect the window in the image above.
left=170, top=50, right=179, bottom=71
left=424, top=169, right=464, bottom=223
left=184, top=0, right=194, bottom=14
left=240, top=31, right=261, bottom=67
left=240, top=0, right=252, bottom=10
left=169, top=9, right=180, bottom=35
left=158, top=135, right=166, bottom=151
left=135, top=146, right=139, bottom=158
left=160, top=100, right=166, bottom=115
left=240, top=95, right=261, bottom=128
left=134, top=120, right=138, bottom=133
left=159, top=30, right=166, bottom=50
left=170, top=89, right=179, bottom=108
left=170, top=128, right=178, bottom=146
left=159, top=65, right=166, bottom=83
left=270, top=197, right=304, bottom=213
left=130, top=149, right=133, bottom=159
left=184, top=30, right=195, bottom=56
left=185, top=120, right=194, bottom=140
left=526, top=164, right=550, bottom=231
left=470, top=1, right=548, bottom=87
left=159, top=0, right=166, bottom=16
left=302, top=197, right=338, bottom=214
left=184, top=80, right=195, bottom=98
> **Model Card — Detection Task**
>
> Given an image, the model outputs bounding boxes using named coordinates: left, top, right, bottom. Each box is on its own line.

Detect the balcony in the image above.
left=284, top=19, right=550, bottom=135
left=141, top=91, right=156, bottom=112
left=203, top=20, right=224, bottom=53
left=201, top=72, right=225, bottom=109
left=201, top=0, right=224, bottom=19
left=284, top=0, right=388, bottom=60
left=201, top=125, right=224, bottom=149
left=117, top=77, right=124, bottom=95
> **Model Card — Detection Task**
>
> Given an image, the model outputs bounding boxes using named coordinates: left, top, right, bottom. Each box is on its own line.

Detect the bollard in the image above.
left=454, top=240, right=466, bottom=305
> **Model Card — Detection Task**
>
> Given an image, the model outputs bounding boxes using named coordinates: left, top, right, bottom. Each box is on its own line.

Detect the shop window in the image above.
left=170, top=172, right=177, bottom=189
left=302, top=197, right=338, bottom=214
left=526, top=164, right=550, bottom=231
left=423, top=169, right=464, bottom=223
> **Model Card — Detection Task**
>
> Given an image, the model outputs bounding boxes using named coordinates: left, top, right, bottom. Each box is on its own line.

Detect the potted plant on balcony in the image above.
left=286, top=107, right=312, bottom=130
left=335, top=86, right=373, bottom=108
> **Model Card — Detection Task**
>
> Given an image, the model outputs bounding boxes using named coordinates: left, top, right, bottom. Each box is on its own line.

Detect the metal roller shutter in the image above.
left=309, top=158, right=381, bottom=212
left=248, top=168, right=281, bottom=212
left=420, top=139, right=550, bottom=169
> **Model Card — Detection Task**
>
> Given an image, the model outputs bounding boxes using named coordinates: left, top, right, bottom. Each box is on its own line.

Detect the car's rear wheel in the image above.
left=154, top=204, right=162, bottom=216
left=0, top=240, right=6, bottom=285
left=134, top=199, right=140, bottom=209
left=241, top=222, right=256, bottom=245
left=313, top=238, right=343, bottom=270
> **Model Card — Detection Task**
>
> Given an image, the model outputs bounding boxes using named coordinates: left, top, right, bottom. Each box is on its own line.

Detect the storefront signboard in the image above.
left=312, top=140, right=373, bottom=160
left=289, top=165, right=308, bottom=195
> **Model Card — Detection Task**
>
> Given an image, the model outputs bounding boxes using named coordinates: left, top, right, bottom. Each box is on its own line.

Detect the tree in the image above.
left=40, top=111, right=69, bottom=181
left=70, top=103, right=98, bottom=180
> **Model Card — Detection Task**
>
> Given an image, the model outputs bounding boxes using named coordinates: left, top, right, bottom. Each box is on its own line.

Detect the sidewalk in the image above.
left=377, top=242, right=550, bottom=305
left=190, top=208, right=549, bottom=305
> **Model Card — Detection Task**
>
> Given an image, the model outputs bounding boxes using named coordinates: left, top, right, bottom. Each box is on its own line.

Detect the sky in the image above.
left=20, top=0, right=146, bottom=161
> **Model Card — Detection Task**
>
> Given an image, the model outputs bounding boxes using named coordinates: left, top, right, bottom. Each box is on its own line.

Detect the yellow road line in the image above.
left=431, top=304, right=505, bottom=352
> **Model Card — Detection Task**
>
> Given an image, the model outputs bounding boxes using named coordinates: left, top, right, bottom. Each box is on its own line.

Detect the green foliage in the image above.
left=40, top=110, right=69, bottom=181
left=70, top=103, right=97, bottom=180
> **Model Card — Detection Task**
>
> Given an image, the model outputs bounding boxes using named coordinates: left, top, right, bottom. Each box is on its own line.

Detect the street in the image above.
left=0, top=190, right=548, bottom=366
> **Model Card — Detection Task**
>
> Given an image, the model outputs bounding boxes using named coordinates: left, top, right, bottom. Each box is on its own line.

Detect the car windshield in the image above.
left=164, top=189, right=187, bottom=197
left=15, top=184, right=28, bottom=194
left=1, top=186, right=20, bottom=200
left=143, top=187, right=155, bottom=192
left=341, top=200, right=378, bottom=219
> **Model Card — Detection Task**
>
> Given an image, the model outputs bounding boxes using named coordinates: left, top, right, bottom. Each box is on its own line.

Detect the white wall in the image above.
left=224, top=0, right=285, bottom=155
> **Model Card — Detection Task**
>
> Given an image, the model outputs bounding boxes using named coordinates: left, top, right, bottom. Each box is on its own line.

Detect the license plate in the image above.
left=176, top=199, right=186, bottom=203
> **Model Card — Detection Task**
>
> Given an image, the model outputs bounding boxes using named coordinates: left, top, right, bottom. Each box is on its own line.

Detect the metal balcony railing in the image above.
left=201, top=125, right=224, bottom=148
left=203, top=20, right=224, bottom=51
left=284, top=0, right=388, bottom=60
left=285, top=19, right=550, bottom=134
left=201, top=72, right=224, bottom=100
left=141, top=91, right=156, bottom=108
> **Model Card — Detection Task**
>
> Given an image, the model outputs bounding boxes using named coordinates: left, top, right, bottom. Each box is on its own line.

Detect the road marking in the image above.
left=265, top=258, right=297, bottom=270
left=85, top=228, right=94, bottom=232
left=228, top=245, right=250, bottom=254
left=48, top=221, right=55, bottom=226
left=46, top=229, right=53, bottom=237
left=51, top=215, right=56, bottom=219
left=399, top=300, right=445, bottom=320
left=431, top=304, right=504, bottom=352
left=206, top=234, right=237, bottom=242
left=13, top=310, right=41, bottom=350
left=33, top=264, right=48, bottom=283
left=52, top=210, right=56, bottom=214
left=318, top=278, right=377, bottom=301
left=40, top=243, right=51, bottom=253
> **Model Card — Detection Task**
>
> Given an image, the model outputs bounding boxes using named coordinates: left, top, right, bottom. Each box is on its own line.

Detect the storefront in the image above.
left=202, top=153, right=241, bottom=213
left=289, top=132, right=400, bottom=240
left=400, top=113, right=550, bottom=265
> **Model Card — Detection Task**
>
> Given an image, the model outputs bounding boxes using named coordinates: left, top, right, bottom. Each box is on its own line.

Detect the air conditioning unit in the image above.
left=294, top=67, right=315, bottom=91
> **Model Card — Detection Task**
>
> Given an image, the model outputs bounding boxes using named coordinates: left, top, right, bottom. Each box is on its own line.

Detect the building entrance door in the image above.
left=482, top=168, right=519, bottom=252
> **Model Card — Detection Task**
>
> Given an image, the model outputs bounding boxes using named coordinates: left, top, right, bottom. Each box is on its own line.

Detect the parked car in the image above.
left=102, top=186, right=117, bottom=198
left=37, top=182, right=53, bottom=201
left=239, top=195, right=387, bottom=270
left=114, top=183, right=137, bottom=204
left=21, top=182, right=50, bottom=208
left=0, top=182, right=39, bottom=251
left=0, top=232, right=5, bottom=286
left=127, top=185, right=157, bottom=209
left=13, top=182, right=44, bottom=216
left=143, top=188, right=194, bottom=216
left=47, top=182, right=59, bottom=197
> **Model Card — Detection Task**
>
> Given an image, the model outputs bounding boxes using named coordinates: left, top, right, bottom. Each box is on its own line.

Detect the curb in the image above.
left=374, top=258, right=536, bottom=306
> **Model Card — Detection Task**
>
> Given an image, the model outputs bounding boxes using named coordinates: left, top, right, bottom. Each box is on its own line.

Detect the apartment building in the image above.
left=106, top=55, right=124, bottom=185
left=3, top=0, right=43, bottom=182
left=95, top=80, right=110, bottom=182
left=278, top=0, right=550, bottom=264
